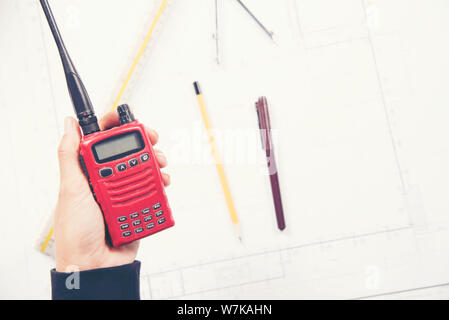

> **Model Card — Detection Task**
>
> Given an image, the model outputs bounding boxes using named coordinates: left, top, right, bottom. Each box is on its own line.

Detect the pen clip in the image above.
left=255, top=105, right=265, bottom=149
left=256, top=97, right=271, bottom=151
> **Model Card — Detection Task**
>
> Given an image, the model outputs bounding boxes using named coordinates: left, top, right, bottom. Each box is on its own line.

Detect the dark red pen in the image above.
left=255, top=97, right=286, bottom=230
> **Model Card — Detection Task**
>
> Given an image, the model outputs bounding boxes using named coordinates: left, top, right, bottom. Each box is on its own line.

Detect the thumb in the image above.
left=58, top=117, right=84, bottom=188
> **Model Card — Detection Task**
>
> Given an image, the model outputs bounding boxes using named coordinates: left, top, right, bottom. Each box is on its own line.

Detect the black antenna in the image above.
left=40, top=0, right=100, bottom=135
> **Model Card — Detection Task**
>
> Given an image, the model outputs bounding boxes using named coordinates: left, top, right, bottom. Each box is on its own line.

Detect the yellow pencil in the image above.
left=193, top=82, right=241, bottom=241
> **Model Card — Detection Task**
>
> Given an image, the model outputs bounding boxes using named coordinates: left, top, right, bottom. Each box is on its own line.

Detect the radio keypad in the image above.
left=114, top=152, right=167, bottom=238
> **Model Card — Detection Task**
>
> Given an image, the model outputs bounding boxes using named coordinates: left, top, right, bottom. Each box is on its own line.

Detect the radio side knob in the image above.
left=117, top=104, right=135, bottom=125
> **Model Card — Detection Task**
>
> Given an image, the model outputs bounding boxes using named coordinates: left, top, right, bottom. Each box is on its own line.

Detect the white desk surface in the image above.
left=1, top=0, right=449, bottom=299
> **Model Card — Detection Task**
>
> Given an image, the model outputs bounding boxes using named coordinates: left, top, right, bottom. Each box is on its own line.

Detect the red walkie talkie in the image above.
left=40, top=0, right=174, bottom=247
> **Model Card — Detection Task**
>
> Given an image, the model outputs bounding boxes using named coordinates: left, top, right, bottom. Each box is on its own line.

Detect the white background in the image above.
left=1, top=0, right=449, bottom=299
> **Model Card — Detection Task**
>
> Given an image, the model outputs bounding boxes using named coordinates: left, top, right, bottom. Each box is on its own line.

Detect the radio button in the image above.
left=142, top=208, right=150, bottom=215
left=140, top=153, right=150, bottom=162
left=99, top=167, right=113, bottom=178
left=129, top=158, right=139, bottom=167
left=118, top=216, right=127, bottom=222
left=122, top=231, right=132, bottom=237
left=144, top=216, right=152, bottom=222
left=130, top=212, right=139, bottom=219
left=155, top=210, right=163, bottom=217
left=120, top=223, right=129, bottom=230
left=153, top=203, right=161, bottom=210
left=116, top=163, right=127, bottom=172
left=157, top=218, right=166, bottom=225
left=135, top=227, right=144, bottom=233
left=132, top=220, right=141, bottom=226
left=146, top=223, right=155, bottom=229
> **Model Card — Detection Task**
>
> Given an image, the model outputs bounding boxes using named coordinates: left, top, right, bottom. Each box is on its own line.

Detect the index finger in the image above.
left=99, top=110, right=120, bottom=131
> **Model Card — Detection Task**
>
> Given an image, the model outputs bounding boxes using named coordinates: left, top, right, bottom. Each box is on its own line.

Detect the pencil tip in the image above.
left=234, top=224, right=242, bottom=242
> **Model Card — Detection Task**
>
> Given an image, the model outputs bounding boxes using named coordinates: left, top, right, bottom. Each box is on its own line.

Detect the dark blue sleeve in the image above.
left=50, top=260, right=141, bottom=300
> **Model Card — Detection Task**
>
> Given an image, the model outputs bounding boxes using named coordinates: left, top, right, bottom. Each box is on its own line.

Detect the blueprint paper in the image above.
left=1, top=0, right=449, bottom=299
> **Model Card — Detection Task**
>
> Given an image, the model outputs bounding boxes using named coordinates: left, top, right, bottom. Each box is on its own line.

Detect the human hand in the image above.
left=54, top=111, right=170, bottom=272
